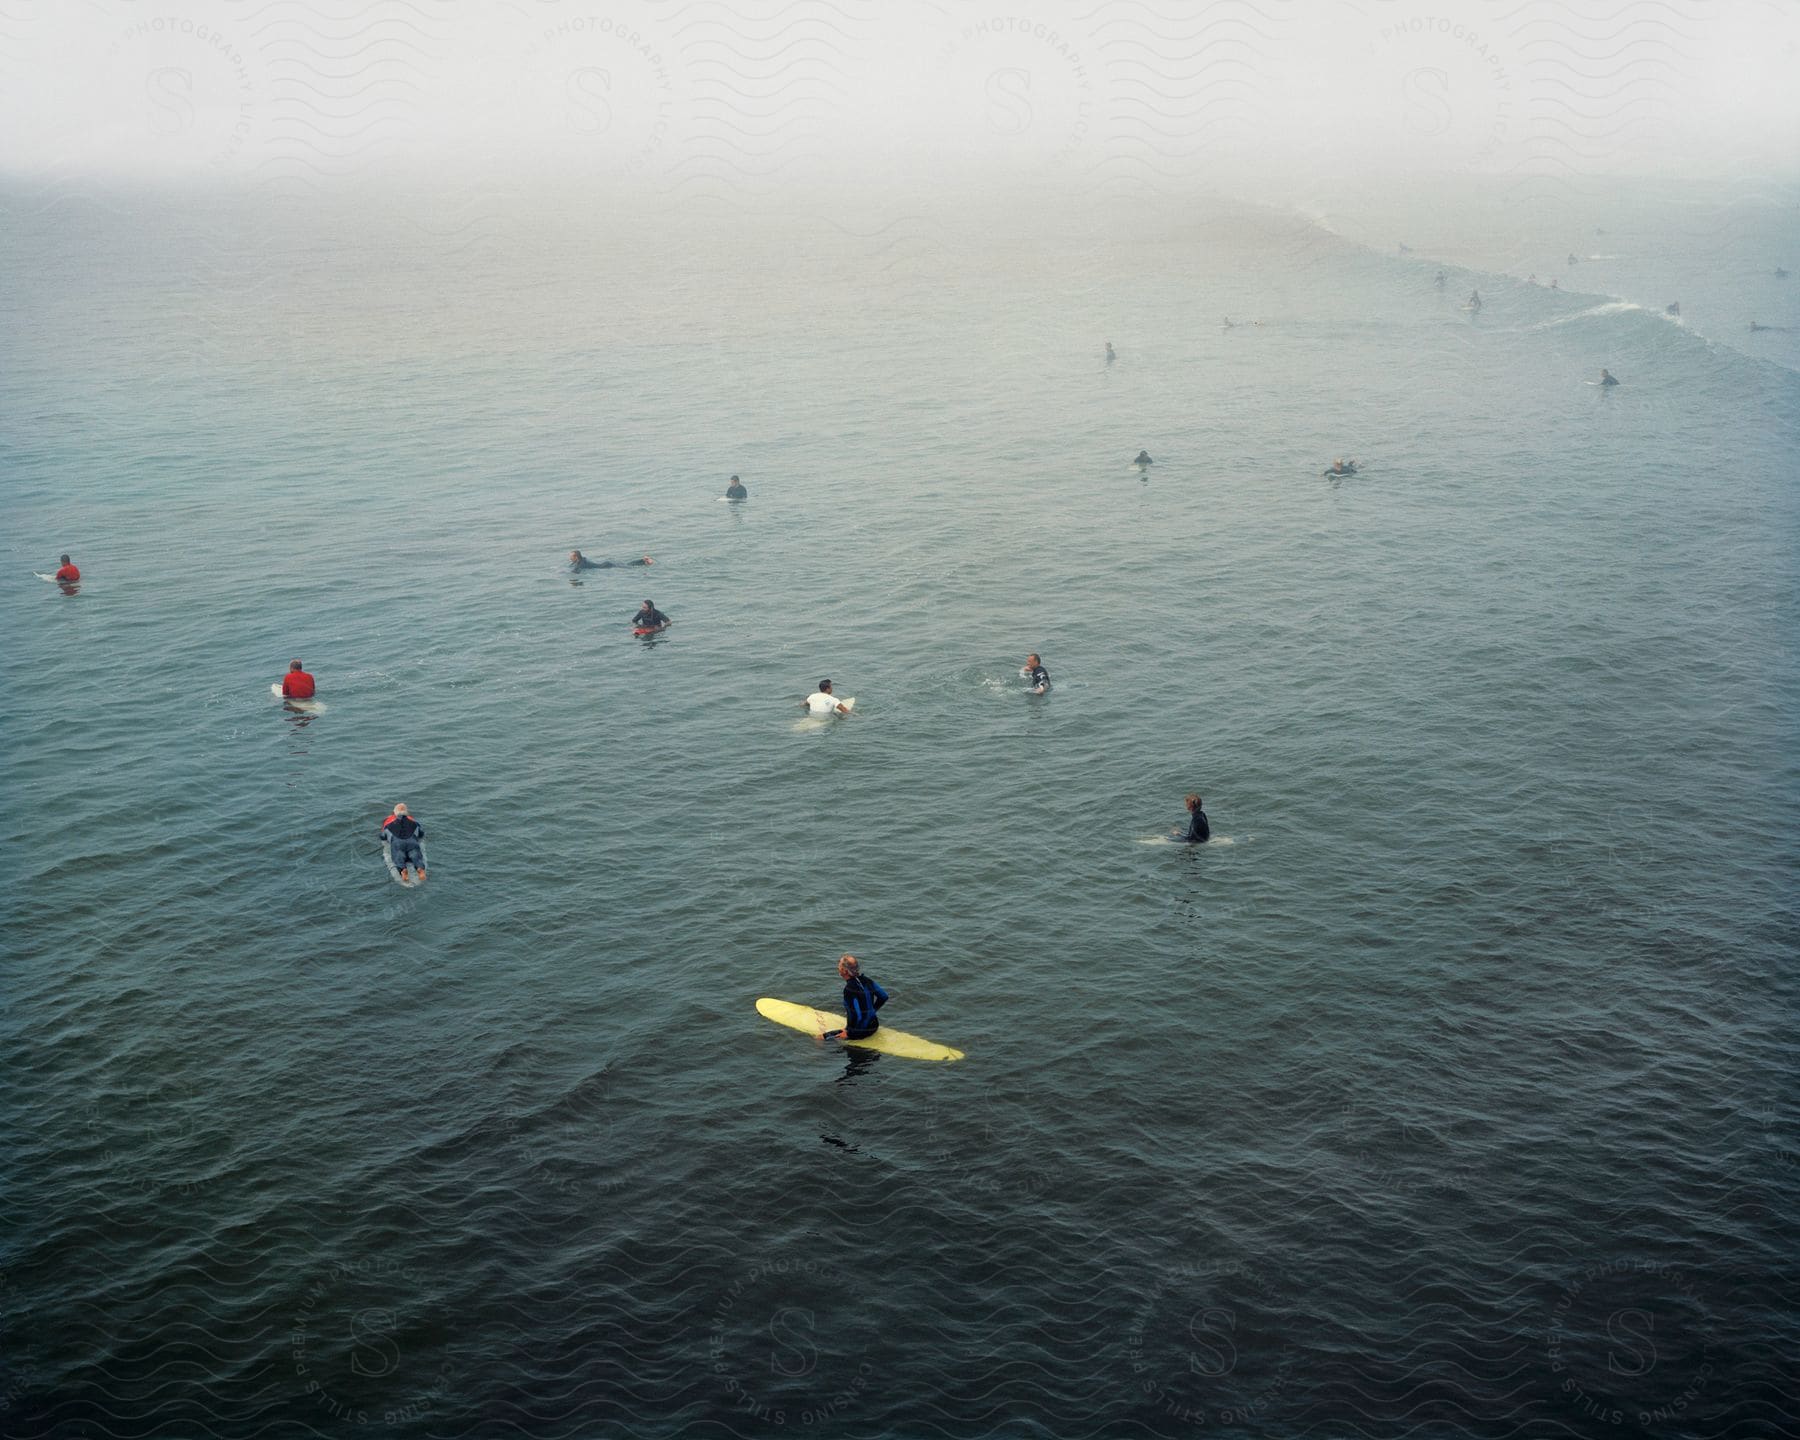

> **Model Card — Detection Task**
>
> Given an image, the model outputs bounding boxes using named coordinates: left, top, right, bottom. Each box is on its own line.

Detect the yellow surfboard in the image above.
left=755, top=997, right=965, bottom=1062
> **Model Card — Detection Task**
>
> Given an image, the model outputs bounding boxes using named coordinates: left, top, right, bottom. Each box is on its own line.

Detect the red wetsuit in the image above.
left=282, top=670, right=316, bottom=699
left=54, top=563, right=79, bottom=582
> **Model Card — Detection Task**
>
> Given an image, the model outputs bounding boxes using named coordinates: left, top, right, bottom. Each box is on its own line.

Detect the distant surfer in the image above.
left=381, top=804, right=426, bottom=883
left=1433, top=271, right=1445, bottom=289
left=1324, top=457, right=1358, bottom=477
left=1175, top=794, right=1210, bottom=844
left=1666, top=301, right=1680, bottom=316
left=1466, top=290, right=1482, bottom=311
left=822, top=955, right=887, bottom=1042
left=1105, top=341, right=1116, bottom=363
left=53, top=553, right=79, bottom=583
left=724, top=475, right=747, bottom=500
left=1221, top=315, right=1236, bottom=329
left=1021, top=653, right=1051, bottom=695
left=1133, top=450, right=1153, bottom=466
left=572, top=550, right=652, bottom=570
left=632, top=599, right=670, bottom=632
left=1774, top=267, right=1788, bottom=279
left=1549, top=278, right=1559, bottom=290
left=803, top=678, right=851, bottom=716
left=281, top=659, right=315, bottom=700
left=1598, top=368, right=1619, bottom=387
left=1567, top=253, right=1579, bottom=266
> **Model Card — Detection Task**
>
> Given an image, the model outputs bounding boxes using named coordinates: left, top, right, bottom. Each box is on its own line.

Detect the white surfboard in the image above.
left=271, top=681, right=325, bottom=713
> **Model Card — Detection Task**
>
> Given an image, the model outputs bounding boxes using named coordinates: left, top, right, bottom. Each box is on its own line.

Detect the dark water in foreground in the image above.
left=2, top=190, right=1796, bottom=1437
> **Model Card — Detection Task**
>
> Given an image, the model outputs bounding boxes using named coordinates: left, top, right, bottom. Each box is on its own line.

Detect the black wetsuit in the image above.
left=1181, top=807, right=1210, bottom=844
left=840, top=974, right=889, bottom=1040
left=576, top=556, right=651, bottom=570
left=382, top=814, right=426, bottom=870
left=633, top=607, right=670, bottom=629
left=1024, top=664, right=1050, bottom=693
left=725, top=485, right=747, bottom=500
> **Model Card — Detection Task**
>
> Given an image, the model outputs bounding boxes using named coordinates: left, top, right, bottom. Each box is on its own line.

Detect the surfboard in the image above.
left=34, top=572, right=57, bottom=582
left=382, top=838, right=425, bottom=887
left=632, top=621, right=672, bottom=636
left=756, top=997, right=964, bottom=1062
left=271, top=681, right=325, bottom=712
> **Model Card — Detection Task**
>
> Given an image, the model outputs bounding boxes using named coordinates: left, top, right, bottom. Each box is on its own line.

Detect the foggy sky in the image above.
left=1, top=0, right=1795, bottom=196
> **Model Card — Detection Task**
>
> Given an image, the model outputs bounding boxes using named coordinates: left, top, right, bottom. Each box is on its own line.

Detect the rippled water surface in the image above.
left=2, top=188, right=1796, bottom=1438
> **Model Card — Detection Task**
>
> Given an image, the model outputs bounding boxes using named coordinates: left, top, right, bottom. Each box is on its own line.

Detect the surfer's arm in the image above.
left=869, top=981, right=889, bottom=1010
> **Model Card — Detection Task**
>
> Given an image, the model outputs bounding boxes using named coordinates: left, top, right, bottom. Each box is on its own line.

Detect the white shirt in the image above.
left=805, top=691, right=844, bottom=715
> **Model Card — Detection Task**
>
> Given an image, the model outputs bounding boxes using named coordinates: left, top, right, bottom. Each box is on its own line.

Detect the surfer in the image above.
left=823, top=955, right=887, bottom=1041
left=1105, top=341, right=1116, bottom=362
left=572, top=550, right=652, bottom=570
left=803, top=678, right=851, bottom=716
left=1222, top=315, right=1236, bottom=328
left=724, top=475, right=747, bottom=500
left=1466, top=290, right=1482, bottom=311
left=380, top=804, right=426, bottom=883
left=1666, top=301, right=1680, bottom=316
left=1175, top=794, right=1211, bottom=844
left=1433, top=271, right=1445, bottom=289
left=1324, top=458, right=1358, bottom=477
left=632, top=600, right=670, bottom=631
left=53, top=553, right=79, bottom=583
left=1598, top=368, right=1619, bottom=387
left=281, top=659, right=315, bottom=700
left=1567, top=253, right=1579, bottom=266
left=1021, top=653, right=1051, bottom=695
left=1133, top=450, right=1153, bottom=466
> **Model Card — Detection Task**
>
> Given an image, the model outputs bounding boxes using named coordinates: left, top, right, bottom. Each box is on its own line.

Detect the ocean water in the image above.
left=2, top=185, right=1796, bottom=1438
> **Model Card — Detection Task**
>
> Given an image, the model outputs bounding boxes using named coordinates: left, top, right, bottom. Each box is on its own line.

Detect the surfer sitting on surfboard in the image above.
left=823, top=955, right=887, bottom=1042
left=724, top=476, right=747, bottom=500
left=381, top=804, right=426, bottom=884
left=632, top=600, right=670, bottom=631
left=281, top=659, right=315, bottom=700
left=803, top=678, right=851, bottom=716
left=53, top=553, right=80, bottom=583
left=1176, top=794, right=1210, bottom=844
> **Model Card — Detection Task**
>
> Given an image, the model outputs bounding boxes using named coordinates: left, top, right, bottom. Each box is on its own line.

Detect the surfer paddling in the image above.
left=822, top=955, right=887, bottom=1042
left=380, top=804, right=426, bottom=884
left=572, top=550, right=652, bottom=570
